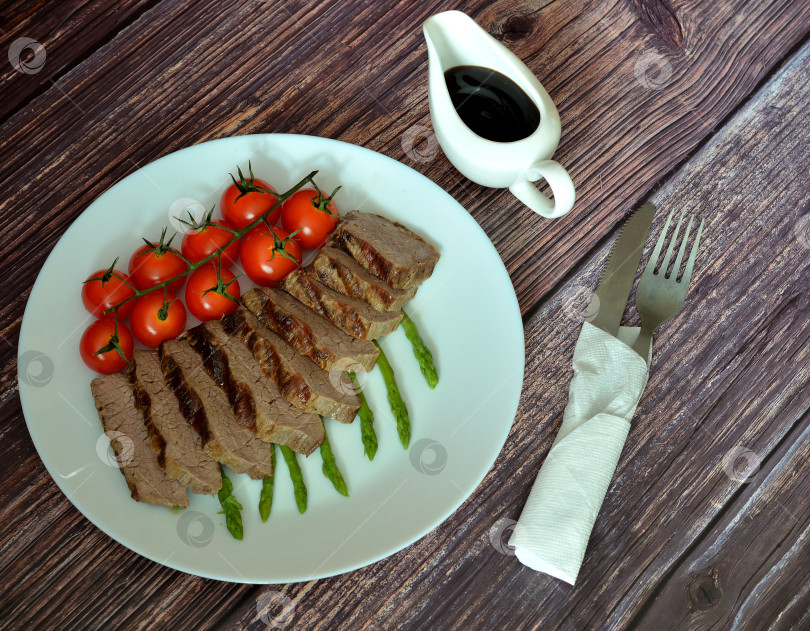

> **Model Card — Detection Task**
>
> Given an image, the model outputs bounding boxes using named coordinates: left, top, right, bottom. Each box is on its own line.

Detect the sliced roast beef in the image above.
left=184, top=320, right=325, bottom=455
left=129, top=350, right=221, bottom=495
left=327, top=211, right=440, bottom=290
left=159, top=338, right=274, bottom=479
left=241, top=288, right=379, bottom=372
left=91, top=374, right=189, bottom=508
left=310, top=246, right=417, bottom=312
left=280, top=270, right=403, bottom=340
left=222, top=309, right=361, bottom=423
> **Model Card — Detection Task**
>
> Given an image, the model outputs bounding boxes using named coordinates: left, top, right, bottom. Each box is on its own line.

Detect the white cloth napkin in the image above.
left=509, top=321, right=650, bottom=584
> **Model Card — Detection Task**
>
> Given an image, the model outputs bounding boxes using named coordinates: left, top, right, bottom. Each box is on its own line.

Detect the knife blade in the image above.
left=591, top=203, right=656, bottom=336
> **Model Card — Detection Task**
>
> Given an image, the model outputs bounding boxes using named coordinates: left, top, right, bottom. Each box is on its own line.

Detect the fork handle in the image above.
left=632, top=325, right=654, bottom=363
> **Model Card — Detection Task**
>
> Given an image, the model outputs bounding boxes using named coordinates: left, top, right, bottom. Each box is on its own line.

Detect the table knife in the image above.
left=591, top=203, right=656, bottom=336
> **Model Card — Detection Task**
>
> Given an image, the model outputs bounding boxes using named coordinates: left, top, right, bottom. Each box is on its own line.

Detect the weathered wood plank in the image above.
left=1, top=0, right=807, bottom=436
left=1, top=0, right=809, bottom=629
left=0, top=0, right=161, bottom=124
left=632, top=410, right=810, bottom=630
left=208, top=36, right=810, bottom=631
left=1, top=0, right=808, bottom=336
left=403, top=0, right=810, bottom=311
left=0, top=459, right=253, bottom=630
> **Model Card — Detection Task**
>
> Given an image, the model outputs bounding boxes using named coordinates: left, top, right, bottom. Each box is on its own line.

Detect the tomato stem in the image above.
left=138, top=227, right=177, bottom=258
left=201, top=257, right=241, bottom=304
left=83, top=257, right=121, bottom=287
left=157, top=286, right=175, bottom=322
left=101, top=170, right=319, bottom=317
left=93, top=309, right=128, bottom=364
left=109, top=271, right=138, bottom=293
left=177, top=205, right=216, bottom=233
left=310, top=181, right=342, bottom=217
left=261, top=225, right=301, bottom=264
left=230, top=160, right=276, bottom=202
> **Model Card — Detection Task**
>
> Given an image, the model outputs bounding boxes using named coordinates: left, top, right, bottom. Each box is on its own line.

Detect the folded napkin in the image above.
left=509, top=321, right=650, bottom=584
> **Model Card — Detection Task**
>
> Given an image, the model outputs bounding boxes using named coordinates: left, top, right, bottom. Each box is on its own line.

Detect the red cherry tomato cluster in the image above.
left=79, top=163, right=342, bottom=374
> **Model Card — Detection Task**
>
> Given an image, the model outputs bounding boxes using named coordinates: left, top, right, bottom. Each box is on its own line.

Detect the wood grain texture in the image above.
left=0, top=0, right=161, bottom=124
left=208, top=37, right=810, bottom=631
left=1, top=0, right=810, bottom=629
left=2, top=0, right=807, bottom=417
left=633, top=410, right=810, bottom=630
left=438, top=0, right=810, bottom=311
left=0, top=0, right=808, bottom=332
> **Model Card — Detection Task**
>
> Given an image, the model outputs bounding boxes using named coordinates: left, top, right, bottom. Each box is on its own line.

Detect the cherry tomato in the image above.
left=81, top=266, right=136, bottom=319
left=181, top=219, right=241, bottom=267
left=240, top=225, right=302, bottom=286
left=130, top=292, right=187, bottom=348
left=128, top=229, right=188, bottom=293
left=281, top=186, right=341, bottom=250
left=184, top=263, right=241, bottom=321
left=221, top=162, right=279, bottom=229
left=80, top=319, right=134, bottom=374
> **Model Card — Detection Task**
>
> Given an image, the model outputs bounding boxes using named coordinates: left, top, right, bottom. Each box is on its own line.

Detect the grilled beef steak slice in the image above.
left=159, top=338, right=274, bottom=479
left=311, top=246, right=417, bottom=312
left=129, top=350, right=221, bottom=495
left=241, top=288, right=378, bottom=372
left=281, top=270, right=403, bottom=340
left=185, top=321, right=324, bottom=455
left=91, top=374, right=189, bottom=508
left=222, top=309, right=361, bottom=423
left=327, top=211, right=440, bottom=290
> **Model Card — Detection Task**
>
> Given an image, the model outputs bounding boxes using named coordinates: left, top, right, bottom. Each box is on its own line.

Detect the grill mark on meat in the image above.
left=223, top=314, right=288, bottom=386
left=129, top=350, right=222, bottom=495
left=241, top=288, right=379, bottom=372
left=194, top=320, right=325, bottom=455
left=91, top=374, right=189, bottom=508
left=295, top=273, right=338, bottom=321
left=159, top=339, right=274, bottom=479
left=334, top=254, right=365, bottom=295
left=223, top=309, right=361, bottom=423
left=269, top=303, right=329, bottom=367
left=332, top=230, right=393, bottom=285
left=222, top=311, right=308, bottom=408
left=281, top=270, right=403, bottom=340
left=158, top=350, right=210, bottom=446
left=327, top=211, right=440, bottom=290
left=311, top=246, right=416, bottom=312
left=186, top=327, right=256, bottom=432
left=129, top=369, right=167, bottom=469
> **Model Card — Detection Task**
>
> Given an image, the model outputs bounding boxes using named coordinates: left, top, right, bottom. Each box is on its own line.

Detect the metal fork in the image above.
left=633, top=210, right=705, bottom=362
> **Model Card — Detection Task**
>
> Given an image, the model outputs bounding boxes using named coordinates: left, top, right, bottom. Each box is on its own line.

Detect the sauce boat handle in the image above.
left=509, top=160, right=576, bottom=219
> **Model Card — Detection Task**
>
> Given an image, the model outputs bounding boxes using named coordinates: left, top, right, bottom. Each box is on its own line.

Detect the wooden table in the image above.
left=2, top=0, right=809, bottom=628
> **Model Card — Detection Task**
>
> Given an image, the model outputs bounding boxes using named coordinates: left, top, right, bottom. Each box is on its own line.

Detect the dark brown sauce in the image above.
left=444, top=65, right=540, bottom=142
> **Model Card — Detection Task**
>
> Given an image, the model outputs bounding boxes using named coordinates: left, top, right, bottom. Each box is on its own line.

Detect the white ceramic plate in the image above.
left=18, top=134, right=525, bottom=583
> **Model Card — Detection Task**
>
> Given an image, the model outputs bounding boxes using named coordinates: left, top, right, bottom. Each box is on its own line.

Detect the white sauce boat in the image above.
left=423, top=11, right=576, bottom=218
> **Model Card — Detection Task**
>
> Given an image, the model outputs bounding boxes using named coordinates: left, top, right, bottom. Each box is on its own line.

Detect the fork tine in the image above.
left=672, top=215, right=694, bottom=280
left=645, top=210, right=674, bottom=274
left=681, top=217, right=705, bottom=287
left=661, top=212, right=685, bottom=275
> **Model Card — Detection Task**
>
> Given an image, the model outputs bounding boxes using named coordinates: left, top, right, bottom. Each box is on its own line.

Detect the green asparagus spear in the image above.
left=349, top=371, right=377, bottom=460
left=280, top=444, right=307, bottom=513
left=258, top=444, right=276, bottom=522
left=372, top=340, right=411, bottom=449
left=400, top=310, right=438, bottom=389
left=217, top=467, right=243, bottom=540
left=319, top=417, right=348, bottom=496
